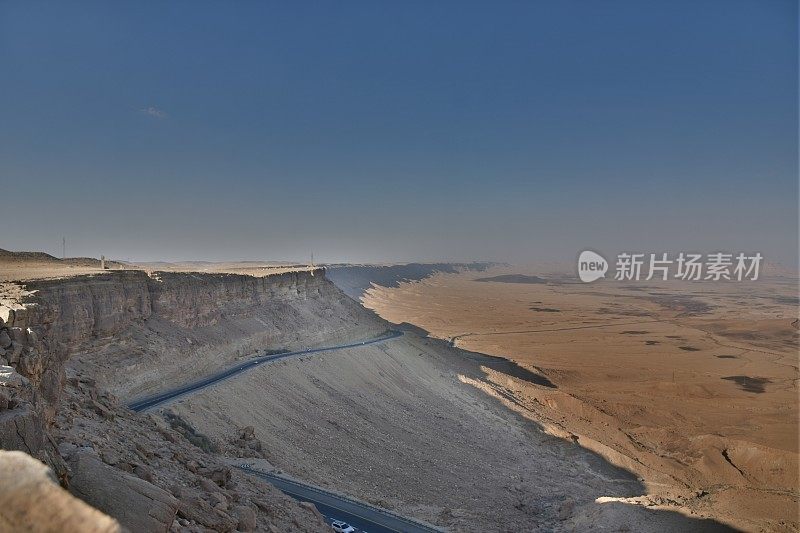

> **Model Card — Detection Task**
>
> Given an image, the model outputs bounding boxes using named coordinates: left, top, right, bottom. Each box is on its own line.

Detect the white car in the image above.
left=331, top=520, right=356, bottom=533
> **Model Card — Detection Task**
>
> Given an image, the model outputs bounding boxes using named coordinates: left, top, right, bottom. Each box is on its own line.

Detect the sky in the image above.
left=1, top=1, right=797, bottom=266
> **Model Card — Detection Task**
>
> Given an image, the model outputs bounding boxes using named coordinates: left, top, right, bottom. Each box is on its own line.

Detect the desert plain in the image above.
left=363, top=266, right=799, bottom=531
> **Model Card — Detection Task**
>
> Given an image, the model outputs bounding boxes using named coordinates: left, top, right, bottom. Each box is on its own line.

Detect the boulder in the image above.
left=0, top=307, right=12, bottom=326
left=0, top=404, right=44, bottom=452
left=0, top=450, right=120, bottom=532
left=208, top=491, right=228, bottom=510
left=177, top=491, right=237, bottom=531
left=69, top=451, right=178, bottom=533
left=198, top=465, right=231, bottom=488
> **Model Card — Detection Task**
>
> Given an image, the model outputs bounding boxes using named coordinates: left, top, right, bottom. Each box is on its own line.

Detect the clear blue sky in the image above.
left=1, top=1, right=797, bottom=265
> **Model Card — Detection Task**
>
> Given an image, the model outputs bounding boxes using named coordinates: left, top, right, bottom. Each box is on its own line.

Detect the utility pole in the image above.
left=62, top=237, right=66, bottom=259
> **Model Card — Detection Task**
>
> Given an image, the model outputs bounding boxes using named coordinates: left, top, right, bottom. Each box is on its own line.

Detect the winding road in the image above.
left=126, top=329, right=444, bottom=532
left=235, top=466, right=442, bottom=533
left=127, top=330, right=403, bottom=412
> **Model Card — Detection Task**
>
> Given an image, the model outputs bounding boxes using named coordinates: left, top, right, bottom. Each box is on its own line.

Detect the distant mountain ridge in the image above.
left=326, top=262, right=498, bottom=299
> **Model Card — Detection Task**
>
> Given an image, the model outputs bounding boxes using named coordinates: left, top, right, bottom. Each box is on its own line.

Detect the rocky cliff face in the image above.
left=326, top=262, right=496, bottom=300
left=0, top=269, right=364, bottom=532
left=4, top=268, right=381, bottom=402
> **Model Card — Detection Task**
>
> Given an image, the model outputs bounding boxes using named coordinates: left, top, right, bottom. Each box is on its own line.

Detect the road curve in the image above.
left=235, top=465, right=443, bottom=533
left=127, top=330, right=403, bottom=412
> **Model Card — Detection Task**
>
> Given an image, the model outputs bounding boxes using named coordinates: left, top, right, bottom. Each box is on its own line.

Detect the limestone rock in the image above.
left=177, top=491, right=238, bottom=531
left=0, top=450, right=120, bottom=532
left=69, top=451, right=179, bottom=533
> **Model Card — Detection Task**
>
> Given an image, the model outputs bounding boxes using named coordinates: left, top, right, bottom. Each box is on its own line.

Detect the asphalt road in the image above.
left=235, top=465, right=442, bottom=533
left=127, top=330, right=403, bottom=412
left=125, top=329, right=444, bottom=532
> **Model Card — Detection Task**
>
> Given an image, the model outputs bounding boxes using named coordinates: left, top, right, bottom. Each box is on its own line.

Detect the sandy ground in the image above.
left=361, top=267, right=799, bottom=532
left=170, top=331, right=732, bottom=532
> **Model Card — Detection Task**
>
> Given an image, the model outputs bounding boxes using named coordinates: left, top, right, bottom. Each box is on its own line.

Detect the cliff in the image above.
left=0, top=268, right=374, bottom=532
left=3, top=269, right=383, bottom=403
left=325, top=262, right=496, bottom=300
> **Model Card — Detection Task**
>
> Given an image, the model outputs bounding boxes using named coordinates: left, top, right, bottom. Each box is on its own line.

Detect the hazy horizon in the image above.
left=2, top=1, right=797, bottom=266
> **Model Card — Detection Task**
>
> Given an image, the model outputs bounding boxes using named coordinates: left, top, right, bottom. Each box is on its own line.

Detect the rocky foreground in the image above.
left=0, top=268, right=348, bottom=532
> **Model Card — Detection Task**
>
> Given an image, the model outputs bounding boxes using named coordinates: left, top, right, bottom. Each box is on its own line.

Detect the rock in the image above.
left=232, top=505, right=257, bottom=532
left=299, top=500, right=325, bottom=523
left=0, top=365, right=28, bottom=401
left=18, top=349, right=44, bottom=380
left=68, top=451, right=178, bottom=533
left=7, top=341, right=23, bottom=364
left=178, top=492, right=237, bottom=532
left=0, top=367, right=45, bottom=454
left=116, top=462, right=135, bottom=473
left=557, top=498, right=575, bottom=520
left=208, top=491, right=228, bottom=509
left=199, top=465, right=231, bottom=488
left=240, top=426, right=255, bottom=440
left=58, top=442, right=79, bottom=460
left=25, top=327, right=38, bottom=345
left=253, top=499, right=275, bottom=515
left=134, top=464, right=156, bottom=484
left=100, top=449, right=121, bottom=466
left=8, top=328, right=25, bottom=344
left=0, top=307, right=12, bottom=327
left=0, top=450, right=120, bottom=532
left=0, top=330, right=11, bottom=350
left=198, top=477, right=218, bottom=492
left=91, top=399, right=114, bottom=420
